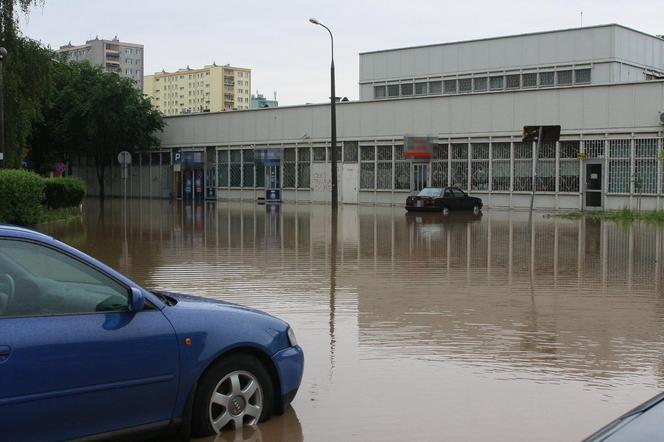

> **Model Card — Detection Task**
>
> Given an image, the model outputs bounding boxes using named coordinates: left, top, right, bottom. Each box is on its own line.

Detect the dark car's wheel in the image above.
left=192, top=354, right=274, bottom=436
left=473, top=203, right=481, bottom=214
left=441, top=205, right=450, bottom=215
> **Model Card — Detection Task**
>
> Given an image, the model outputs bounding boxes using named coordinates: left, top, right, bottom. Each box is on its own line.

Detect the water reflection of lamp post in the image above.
left=0, top=47, right=7, bottom=168
left=309, top=18, right=338, bottom=209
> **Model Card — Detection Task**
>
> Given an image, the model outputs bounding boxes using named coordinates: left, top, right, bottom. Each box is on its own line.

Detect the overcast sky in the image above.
left=19, top=0, right=664, bottom=106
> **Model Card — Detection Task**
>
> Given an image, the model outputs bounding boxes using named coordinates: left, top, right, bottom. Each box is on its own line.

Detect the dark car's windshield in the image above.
left=417, top=188, right=443, bottom=198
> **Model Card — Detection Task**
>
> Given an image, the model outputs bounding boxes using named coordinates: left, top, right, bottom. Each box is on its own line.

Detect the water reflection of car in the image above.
left=0, top=225, right=304, bottom=441
left=405, top=210, right=483, bottom=225
left=583, top=391, right=664, bottom=441
left=405, top=187, right=483, bottom=213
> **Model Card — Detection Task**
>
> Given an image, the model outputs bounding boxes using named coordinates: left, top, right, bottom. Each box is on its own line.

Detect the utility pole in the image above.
left=0, top=47, right=7, bottom=168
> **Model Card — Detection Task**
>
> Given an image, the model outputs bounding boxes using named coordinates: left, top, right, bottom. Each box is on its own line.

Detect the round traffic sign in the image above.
left=117, top=151, right=132, bottom=165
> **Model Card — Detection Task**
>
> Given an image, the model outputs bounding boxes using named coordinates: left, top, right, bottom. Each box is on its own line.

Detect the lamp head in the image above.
left=0, top=47, right=7, bottom=59
left=309, top=18, right=320, bottom=25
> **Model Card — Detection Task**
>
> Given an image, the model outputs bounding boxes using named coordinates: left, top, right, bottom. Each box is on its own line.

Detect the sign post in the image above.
left=117, top=151, right=132, bottom=201
left=523, top=126, right=561, bottom=223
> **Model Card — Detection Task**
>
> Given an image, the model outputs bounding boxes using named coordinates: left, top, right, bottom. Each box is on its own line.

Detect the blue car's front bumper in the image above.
left=272, top=345, right=304, bottom=410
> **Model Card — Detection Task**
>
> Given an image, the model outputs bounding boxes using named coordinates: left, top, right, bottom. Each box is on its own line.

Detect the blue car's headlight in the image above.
left=287, top=326, right=298, bottom=347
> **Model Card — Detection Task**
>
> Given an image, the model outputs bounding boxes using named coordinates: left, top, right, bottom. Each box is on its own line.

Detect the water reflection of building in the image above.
left=63, top=200, right=664, bottom=385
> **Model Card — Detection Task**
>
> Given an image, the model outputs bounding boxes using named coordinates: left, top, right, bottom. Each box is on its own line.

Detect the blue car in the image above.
left=0, top=225, right=304, bottom=441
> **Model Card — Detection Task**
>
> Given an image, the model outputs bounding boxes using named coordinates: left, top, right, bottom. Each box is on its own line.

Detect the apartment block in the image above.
left=57, top=36, right=144, bottom=90
left=143, top=64, right=252, bottom=115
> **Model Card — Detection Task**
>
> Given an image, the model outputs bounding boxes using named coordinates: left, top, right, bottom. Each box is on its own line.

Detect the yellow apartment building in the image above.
left=144, top=63, right=251, bottom=115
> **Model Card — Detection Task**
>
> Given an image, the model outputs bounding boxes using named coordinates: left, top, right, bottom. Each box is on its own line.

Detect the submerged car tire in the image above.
left=192, top=353, right=274, bottom=436
left=442, top=205, right=450, bottom=215
left=473, top=204, right=480, bottom=214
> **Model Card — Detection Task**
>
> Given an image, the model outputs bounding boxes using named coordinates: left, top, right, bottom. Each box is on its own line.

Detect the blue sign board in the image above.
left=266, top=188, right=281, bottom=203
left=173, top=149, right=182, bottom=164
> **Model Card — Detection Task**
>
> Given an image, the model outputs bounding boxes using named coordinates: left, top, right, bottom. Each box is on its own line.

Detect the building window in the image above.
left=559, top=141, right=580, bottom=192
left=458, top=78, right=472, bottom=93
left=242, top=150, right=254, bottom=187
left=400, top=83, right=413, bottom=96
left=393, top=145, right=410, bottom=190
left=431, top=144, right=448, bottom=187
left=608, top=139, right=630, bottom=193
left=635, top=139, right=658, bottom=194
left=539, top=72, right=554, bottom=87
left=489, top=76, right=503, bottom=90
left=513, top=141, right=532, bottom=191
left=343, top=141, right=358, bottom=163
left=473, top=77, right=487, bottom=92
left=557, top=70, right=573, bottom=86
left=428, top=81, right=442, bottom=95
left=451, top=143, right=468, bottom=190
left=297, top=148, right=310, bottom=189
left=443, top=79, right=457, bottom=94
left=217, top=150, right=229, bottom=187
left=414, top=82, right=427, bottom=95
left=574, top=68, right=591, bottom=84
left=360, top=145, right=375, bottom=189
left=376, top=146, right=392, bottom=189
left=470, top=143, right=489, bottom=190
left=387, top=85, right=399, bottom=97
left=522, top=73, right=537, bottom=88
left=536, top=142, right=556, bottom=191
left=283, top=148, right=296, bottom=188
left=506, top=74, right=520, bottom=89
left=491, top=142, right=511, bottom=191
left=313, top=146, right=326, bottom=162
left=229, top=150, right=241, bottom=187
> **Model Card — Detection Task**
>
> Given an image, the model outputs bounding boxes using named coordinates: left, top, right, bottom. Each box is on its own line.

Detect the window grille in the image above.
left=443, top=79, right=457, bottom=94
left=489, top=76, right=503, bottom=90
left=537, top=141, right=556, bottom=192
left=471, top=143, right=489, bottom=190
left=283, top=148, right=296, bottom=188
left=559, top=141, right=580, bottom=192
left=539, top=72, right=554, bottom=87
left=522, top=73, right=537, bottom=88
left=473, top=77, right=487, bottom=92
left=387, top=84, right=399, bottom=97
left=491, top=142, right=511, bottom=191
left=428, top=81, right=442, bottom=95
left=242, top=150, right=254, bottom=188
left=433, top=144, right=447, bottom=160
left=431, top=161, right=448, bottom=187
left=297, top=148, right=310, bottom=189
left=557, top=70, right=572, bottom=85
left=229, top=149, right=241, bottom=187
left=451, top=143, right=468, bottom=190
left=608, top=140, right=630, bottom=193
left=574, top=69, right=591, bottom=84
left=585, top=139, right=605, bottom=159
left=635, top=139, right=658, bottom=194
left=394, top=162, right=410, bottom=190
left=374, top=86, right=386, bottom=99
left=458, top=78, right=472, bottom=93
left=394, top=145, right=406, bottom=161
left=376, top=146, right=392, bottom=189
left=506, top=74, right=520, bottom=89
left=513, top=142, right=532, bottom=191
left=343, top=141, right=358, bottom=162
left=415, top=82, right=427, bottom=95
left=401, top=83, right=413, bottom=96
left=217, top=150, right=229, bottom=187
left=360, top=145, right=375, bottom=189
left=327, top=145, right=342, bottom=162
left=313, top=146, right=326, bottom=162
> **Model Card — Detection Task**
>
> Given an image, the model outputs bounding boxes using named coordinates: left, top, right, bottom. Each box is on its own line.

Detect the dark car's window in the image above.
left=443, top=189, right=452, bottom=197
left=417, top=188, right=443, bottom=198
left=0, top=239, right=129, bottom=318
left=451, top=188, right=466, bottom=198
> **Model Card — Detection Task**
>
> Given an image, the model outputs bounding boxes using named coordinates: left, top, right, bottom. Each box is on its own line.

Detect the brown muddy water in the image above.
left=38, top=199, right=664, bottom=442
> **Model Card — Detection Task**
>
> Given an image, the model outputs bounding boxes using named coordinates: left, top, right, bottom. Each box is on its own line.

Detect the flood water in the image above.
left=38, top=199, right=664, bottom=442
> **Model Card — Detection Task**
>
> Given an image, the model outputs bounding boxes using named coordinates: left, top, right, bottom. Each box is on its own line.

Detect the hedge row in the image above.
left=0, top=170, right=86, bottom=225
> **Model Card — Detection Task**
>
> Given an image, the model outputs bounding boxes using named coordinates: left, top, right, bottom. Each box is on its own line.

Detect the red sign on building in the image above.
left=404, top=135, right=433, bottom=159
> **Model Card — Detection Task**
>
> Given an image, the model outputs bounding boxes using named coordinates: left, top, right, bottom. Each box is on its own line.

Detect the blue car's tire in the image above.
left=192, top=353, right=274, bottom=436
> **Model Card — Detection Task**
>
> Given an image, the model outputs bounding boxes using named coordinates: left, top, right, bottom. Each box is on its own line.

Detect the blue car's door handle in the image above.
left=0, top=345, right=11, bottom=363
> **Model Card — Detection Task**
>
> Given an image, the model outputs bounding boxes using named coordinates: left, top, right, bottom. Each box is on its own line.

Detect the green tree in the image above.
left=1, top=0, right=50, bottom=168
left=30, top=61, right=164, bottom=198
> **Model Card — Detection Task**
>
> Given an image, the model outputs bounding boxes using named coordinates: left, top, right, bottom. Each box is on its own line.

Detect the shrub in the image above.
left=0, top=169, right=45, bottom=225
left=43, top=177, right=86, bottom=209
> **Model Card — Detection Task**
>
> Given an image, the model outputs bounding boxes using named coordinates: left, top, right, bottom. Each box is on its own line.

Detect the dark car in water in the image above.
left=405, top=187, right=483, bottom=213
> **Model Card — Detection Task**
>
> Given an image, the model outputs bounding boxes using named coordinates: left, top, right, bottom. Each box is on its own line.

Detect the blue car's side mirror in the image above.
left=128, top=287, right=145, bottom=313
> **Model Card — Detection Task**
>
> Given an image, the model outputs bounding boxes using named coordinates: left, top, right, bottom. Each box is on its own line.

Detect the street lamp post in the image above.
left=0, top=47, right=6, bottom=168
left=309, top=18, right=338, bottom=209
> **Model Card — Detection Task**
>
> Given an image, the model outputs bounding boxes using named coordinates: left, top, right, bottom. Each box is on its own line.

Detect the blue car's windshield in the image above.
left=417, top=188, right=443, bottom=198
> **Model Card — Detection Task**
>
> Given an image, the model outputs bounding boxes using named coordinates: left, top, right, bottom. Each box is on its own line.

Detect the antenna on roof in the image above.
left=580, top=11, right=583, bottom=27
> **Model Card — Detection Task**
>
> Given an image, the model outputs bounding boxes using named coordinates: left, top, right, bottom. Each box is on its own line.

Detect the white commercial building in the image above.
left=74, top=24, right=664, bottom=211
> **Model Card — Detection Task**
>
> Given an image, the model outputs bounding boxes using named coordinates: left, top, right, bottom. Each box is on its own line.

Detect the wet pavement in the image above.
left=38, top=199, right=664, bottom=442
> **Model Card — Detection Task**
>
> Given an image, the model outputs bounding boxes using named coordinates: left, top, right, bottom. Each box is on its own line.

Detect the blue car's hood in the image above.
left=163, top=291, right=275, bottom=316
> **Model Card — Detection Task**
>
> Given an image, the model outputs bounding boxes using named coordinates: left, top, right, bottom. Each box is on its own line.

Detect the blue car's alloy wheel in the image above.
left=192, top=354, right=274, bottom=436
